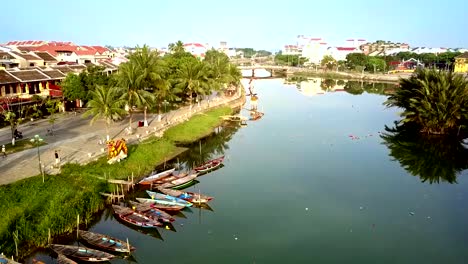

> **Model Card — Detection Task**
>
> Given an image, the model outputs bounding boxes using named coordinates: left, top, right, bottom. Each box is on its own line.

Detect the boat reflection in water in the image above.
left=381, top=122, right=468, bottom=184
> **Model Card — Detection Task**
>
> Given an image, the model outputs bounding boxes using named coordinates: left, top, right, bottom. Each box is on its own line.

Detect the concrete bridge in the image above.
left=239, top=65, right=295, bottom=78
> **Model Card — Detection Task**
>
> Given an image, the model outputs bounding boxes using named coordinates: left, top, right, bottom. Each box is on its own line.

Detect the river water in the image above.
left=29, top=78, right=468, bottom=263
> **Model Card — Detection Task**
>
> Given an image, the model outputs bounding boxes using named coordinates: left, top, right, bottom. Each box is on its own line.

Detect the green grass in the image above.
left=0, top=105, right=233, bottom=259
left=164, top=106, right=233, bottom=144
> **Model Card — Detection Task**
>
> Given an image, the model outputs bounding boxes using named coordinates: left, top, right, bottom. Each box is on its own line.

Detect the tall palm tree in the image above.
left=83, top=85, right=126, bottom=141
left=153, top=77, right=179, bottom=121
left=168, top=40, right=185, bottom=54
left=117, top=62, right=154, bottom=130
left=176, top=60, right=212, bottom=111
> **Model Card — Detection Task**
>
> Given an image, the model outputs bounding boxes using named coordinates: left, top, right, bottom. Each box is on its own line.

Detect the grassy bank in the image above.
left=0, top=106, right=233, bottom=259
left=164, top=107, right=232, bottom=144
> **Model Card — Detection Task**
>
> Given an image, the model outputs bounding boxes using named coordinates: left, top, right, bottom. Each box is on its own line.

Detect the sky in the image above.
left=1, top=0, right=467, bottom=51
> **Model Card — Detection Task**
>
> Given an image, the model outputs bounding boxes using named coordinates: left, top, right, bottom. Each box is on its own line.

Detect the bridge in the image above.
left=239, top=65, right=297, bottom=78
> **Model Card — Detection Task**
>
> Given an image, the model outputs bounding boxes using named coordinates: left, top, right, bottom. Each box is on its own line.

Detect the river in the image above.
left=28, top=78, right=468, bottom=263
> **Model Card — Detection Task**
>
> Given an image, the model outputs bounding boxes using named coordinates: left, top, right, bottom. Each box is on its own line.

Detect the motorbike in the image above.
left=14, top=130, right=23, bottom=139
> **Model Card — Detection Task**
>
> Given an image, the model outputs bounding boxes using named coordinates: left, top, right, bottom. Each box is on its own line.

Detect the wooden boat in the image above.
left=0, top=254, right=21, bottom=264
left=138, top=168, right=175, bottom=185
left=135, top=197, right=185, bottom=212
left=156, top=187, right=214, bottom=203
left=159, top=173, right=198, bottom=189
left=146, top=190, right=193, bottom=207
left=57, top=254, right=77, bottom=264
left=249, top=111, right=264, bottom=121
left=146, top=172, right=188, bottom=186
left=78, top=230, right=135, bottom=253
left=128, top=201, right=175, bottom=222
left=221, top=115, right=247, bottom=121
left=50, top=244, right=115, bottom=262
left=112, top=205, right=162, bottom=228
left=194, top=156, right=225, bottom=173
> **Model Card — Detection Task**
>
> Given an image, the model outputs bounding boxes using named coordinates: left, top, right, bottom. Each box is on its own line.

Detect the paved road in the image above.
left=0, top=91, right=243, bottom=185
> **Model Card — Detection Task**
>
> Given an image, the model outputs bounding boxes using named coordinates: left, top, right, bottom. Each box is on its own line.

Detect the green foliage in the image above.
left=274, top=54, right=307, bottom=66
left=175, top=59, right=212, bottom=105
left=321, top=55, right=336, bottom=70
left=168, top=40, right=185, bottom=54
left=164, top=106, right=232, bottom=144
left=346, top=53, right=367, bottom=70
left=236, top=48, right=255, bottom=58
left=385, top=69, right=468, bottom=134
left=60, top=73, right=86, bottom=101
left=381, top=123, right=468, bottom=183
left=366, top=57, right=387, bottom=72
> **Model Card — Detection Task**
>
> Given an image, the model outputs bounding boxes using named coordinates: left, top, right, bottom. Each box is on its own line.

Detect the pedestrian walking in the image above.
left=1, top=145, right=6, bottom=158
left=54, top=150, right=60, bottom=167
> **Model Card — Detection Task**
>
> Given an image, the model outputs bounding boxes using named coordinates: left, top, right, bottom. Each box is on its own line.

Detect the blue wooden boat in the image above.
left=146, top=190, right=193, bottom=207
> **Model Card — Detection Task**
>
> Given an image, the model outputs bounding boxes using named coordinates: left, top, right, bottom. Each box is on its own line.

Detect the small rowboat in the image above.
left=146, top=172, right=188, bottom=186
left=128, top=201, right=175, bottom=222
left=194, top=156, right=225, bottom=173
left=78, top=230, right=135, bottom=253
left=112, top=205, right=162, bottom=228
left=156, top=187, right=214, bottom=203
left=146, top=190, right=193, bottom=207
left=138, top=168, right=176, bottom=185
left=135, top=198, right=185, bottom=212
left=57, top=254, right=77, bottom=264
left=50, top=244, right=115, bottom=262
left=0, top=254, right=21, bottom=264
left=159, top=173, right=198, bottom=189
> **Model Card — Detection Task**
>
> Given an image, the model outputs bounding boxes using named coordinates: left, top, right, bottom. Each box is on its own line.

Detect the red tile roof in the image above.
left=336, top=47, right=357, bottom=51
left=91, top=46, right=110, bottom=54
left=184, top=43, right=205, bottom=48
left=358, top=39, right=366, bottom=41
left=346, top=39, right=354, bottom=41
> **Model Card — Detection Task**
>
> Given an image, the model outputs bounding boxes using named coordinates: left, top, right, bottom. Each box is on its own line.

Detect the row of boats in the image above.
left=46, top=156, right=225, bottom=262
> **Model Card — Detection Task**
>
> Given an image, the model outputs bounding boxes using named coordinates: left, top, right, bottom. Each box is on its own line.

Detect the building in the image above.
left=184, top=43, right=207, bottom=59
left=9, top=51, right=44, bottom=68
left=301, top=38, right=328, bottom=64
left=454, top=52, right=468, bottom=73
left=282, top=45, right=301, bottom=56
left=327, top=47, right=361, bottom=61
left=360, top=41, right=410, bottom=55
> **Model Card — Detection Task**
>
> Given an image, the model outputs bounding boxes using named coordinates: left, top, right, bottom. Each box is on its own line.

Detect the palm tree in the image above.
left=168, top=40, right=185, bottom=54
left=83, top=85, right=126, bottom=141
left=176, top=60, right=212, bottom=111
left=117, top=62, right=154, bottom=130
left=153, top=78, right=179, bottom=121
left=385, top=69, right=468, bottom=135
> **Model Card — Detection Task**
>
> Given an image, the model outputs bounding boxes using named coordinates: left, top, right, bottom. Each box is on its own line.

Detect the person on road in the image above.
left=2, top=145, right=6, bottom=158
left=54, top=150, right=60, bottom=168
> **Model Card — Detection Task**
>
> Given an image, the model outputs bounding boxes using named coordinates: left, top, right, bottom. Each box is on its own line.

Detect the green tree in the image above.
left=346, top=53, right=367, bottom=70
left=321, top=55, right=336, bottom=70
left=83, top=85, right=127, bottom=140
left=366, top=57, right=387, bottom=72
left=1, top=111, right=21, bottom=145
left=176, top=60, right=211, bottom=111
left=60, top=73, right=86, bottom=102
left=385, top=69, right=468, bottom=135
left=168, top=40, right=185, bottom=54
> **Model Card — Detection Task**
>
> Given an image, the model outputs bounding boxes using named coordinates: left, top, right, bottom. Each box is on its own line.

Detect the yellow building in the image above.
left=454, top=52, right=468, bottom=73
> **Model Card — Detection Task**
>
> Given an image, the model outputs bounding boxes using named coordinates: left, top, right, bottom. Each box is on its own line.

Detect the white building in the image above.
left=326, top=47, right=361, bottom=61
left=301, top=39, right=328, bottom=64
left=184, top=43, right=207, bottom=59
left=282, top=45, right=301, bottom=56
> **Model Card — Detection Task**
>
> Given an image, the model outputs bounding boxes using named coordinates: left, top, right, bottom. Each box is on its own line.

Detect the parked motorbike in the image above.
left=14, top=130, right=23, bottom=139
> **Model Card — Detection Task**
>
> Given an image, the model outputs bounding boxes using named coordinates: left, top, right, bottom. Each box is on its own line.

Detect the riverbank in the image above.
left=0, top=89, right=245, bottom=259
left=290, top=69, right=410, bottom=83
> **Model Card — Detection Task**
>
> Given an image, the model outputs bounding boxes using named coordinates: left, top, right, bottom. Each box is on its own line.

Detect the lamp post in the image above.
left=30, top=134, right=44, bottom=182
left=162, top=100, right=169, bottom=123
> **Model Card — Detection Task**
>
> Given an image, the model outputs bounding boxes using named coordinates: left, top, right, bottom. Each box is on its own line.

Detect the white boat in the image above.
left=138, top=168, right=175, bottom=184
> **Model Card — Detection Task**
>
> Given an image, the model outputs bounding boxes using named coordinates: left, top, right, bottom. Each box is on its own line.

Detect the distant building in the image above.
left=454, top=52, right=468, bottom=73
left=327, top=47, right=361, bottom=61
left=301, top=38, right=328, bottom=64
left=184, top=43, right=207, bottom=59
left=282, top=45, right=301, bottom=56
left=360, top=41, right=410, bottom=55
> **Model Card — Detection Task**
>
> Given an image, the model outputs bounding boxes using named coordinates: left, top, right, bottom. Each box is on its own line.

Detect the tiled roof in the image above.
left=51, top=66, right=74, bottom=74
left=33, top=51, right=57, bottom=62
left=0, top=70, right=19, bottom=84
left=91, top=46, right=109, bottom=54
left=8, top=69, right=50, bottom=82
left=336, top=47, right=357, bottom=51
left=184, top=43, right=205, bottom=48
left=41, top=70, right=66, bottom=79
left=456, top=52, right=468, bottom=59
left=11, top=51, right=42, bottom=61
left=68, top=64, right=87, bottom=70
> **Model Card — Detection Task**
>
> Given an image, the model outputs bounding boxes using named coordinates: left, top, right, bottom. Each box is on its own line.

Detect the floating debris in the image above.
left=359, top=206, right=364, bottom=210
left=409, top=212, right=415, bottom=216
left=305, top=208, right=309, bottom=211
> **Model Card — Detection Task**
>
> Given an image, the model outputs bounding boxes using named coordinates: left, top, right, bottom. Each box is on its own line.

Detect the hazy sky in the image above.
left=2, top=0, right=467, bottom=50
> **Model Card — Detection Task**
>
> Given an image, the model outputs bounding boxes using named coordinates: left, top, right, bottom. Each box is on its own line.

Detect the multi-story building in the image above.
left=184, top=43, right=207, bottom=59
left=360, top=41, right=410, bottom=55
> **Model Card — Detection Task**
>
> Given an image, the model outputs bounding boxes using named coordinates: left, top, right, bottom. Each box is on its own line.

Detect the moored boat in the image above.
left=128, top=201, right=175, bottom=222
left=135, top=197, right=185, bottom=212
left=78, top=230, right=135, bottom=253
left=146, top=190, right=193, bottom=207
left=57, top=254, right=77, bottom=264
left=138, top=168, right=176, bottom=185
left=194, top=156, right=225, bottom=173
left=156, top=187, right=214, bottom=203
left=112, top=205, right=162, bottom=228
left=0, top=254, right=21, bottom=264
left=159, top=173, right=198, bottom=189
left=50, top=244, right=115, bottom=262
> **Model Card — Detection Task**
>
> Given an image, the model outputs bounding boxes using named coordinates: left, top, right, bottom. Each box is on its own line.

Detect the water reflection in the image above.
left=288, top=77, right=397, bottom=96
left=381, top=123, right=468, bottom=184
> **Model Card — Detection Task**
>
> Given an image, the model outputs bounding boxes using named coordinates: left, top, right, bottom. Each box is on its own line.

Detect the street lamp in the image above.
left=162, top=100, right=169, bottom=123
left=30, top=134, right=44, bottom=181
